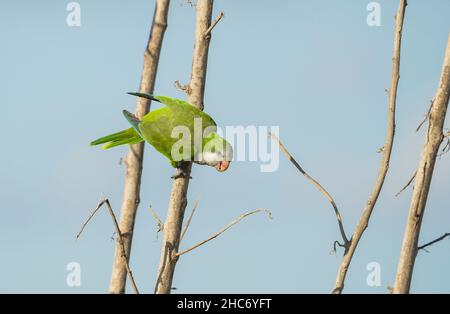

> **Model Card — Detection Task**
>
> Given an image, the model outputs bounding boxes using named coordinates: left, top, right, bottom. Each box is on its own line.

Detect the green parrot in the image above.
left=91, top=93, right=233, bottom=172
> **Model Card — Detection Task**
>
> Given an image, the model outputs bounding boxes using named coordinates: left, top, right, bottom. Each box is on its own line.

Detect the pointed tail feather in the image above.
left=90, top=127, right=143, bottom=149
left=127, top=92, right=160, bottom=102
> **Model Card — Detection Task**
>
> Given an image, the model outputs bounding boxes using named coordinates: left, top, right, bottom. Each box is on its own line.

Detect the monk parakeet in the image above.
left=91, top=93, right=233, bottom=172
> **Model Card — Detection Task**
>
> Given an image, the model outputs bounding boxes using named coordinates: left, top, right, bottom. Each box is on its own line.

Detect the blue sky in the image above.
left=0, top=0, right=449, bottom=293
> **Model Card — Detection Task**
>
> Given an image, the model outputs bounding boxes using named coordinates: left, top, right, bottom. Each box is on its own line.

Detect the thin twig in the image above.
left=149, top=206, right=164, bottom=235
left=270, top=133, right=349, bottom=246
left=77, top=199, right=140, bottom=294
left=418, top=233, right=450, bottom=251
left=176, top=209, right=272, bottom=257
left=149, top=206, right=163, bottom=231
left=76, top=200, right=104, bottom=239
left=174, top=80, right=191, bottom=94
left=184, top=0, right=194, bottom=7
left=331, top=240, right=347, bottom=255
left=204, top=11, right=224, bottom=37
left=438, top=137, right=450, bottom=157
left=395, top=170, right=417, bottom=197
left=334, top=0, right=406, bottom=294
left=416, top=100, right=433, bottom=132
left=102, top=200, right=140, bottom=294
left=180, top=199, right=200, bottom=242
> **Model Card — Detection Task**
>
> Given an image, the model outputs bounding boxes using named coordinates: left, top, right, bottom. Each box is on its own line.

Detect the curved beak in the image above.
left=215, top=161, right=230, bottom=172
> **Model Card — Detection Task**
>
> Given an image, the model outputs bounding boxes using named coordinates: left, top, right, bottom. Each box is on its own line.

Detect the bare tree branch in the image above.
left=416, top=100, right=433, bottom=132
left=77, top=199, right=140, bottom=294
left=109, top=0, right=170, bottom=294
left=76, top=199, right=104, bottom=239
left=154, top=0, right=215, bottom=294
left=270, top=133, right=349, bottom=246
left=204, top=11, right=224, bottom=37
left=176, top=209, right=272, bottom=257
left=393, top=34, right=450, bottom=294
left=333, top=0, right=407, bottom=294
left=418, top=233, right=450, bottom=252
left=395, top=171, right=416, bottom=197
left=180, top=199, right=200, bottom=242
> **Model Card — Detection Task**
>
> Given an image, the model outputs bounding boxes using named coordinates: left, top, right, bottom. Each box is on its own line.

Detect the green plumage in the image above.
left=91, top=93, right=233, bottom=170
left=90, top=128, right=142, bottom=149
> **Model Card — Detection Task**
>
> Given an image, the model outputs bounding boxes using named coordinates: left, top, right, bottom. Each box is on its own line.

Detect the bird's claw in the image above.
left=171, top=171, right=192, bottom=180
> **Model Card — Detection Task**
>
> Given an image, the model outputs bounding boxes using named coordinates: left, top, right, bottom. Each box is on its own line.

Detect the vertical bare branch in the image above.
left=109, top=0, right=170, bottom=294
left=154, top=0, right=215, bottom=294
left=393, top=34, right=450, bottom=294
left=332, top=0, right=407, bottom=294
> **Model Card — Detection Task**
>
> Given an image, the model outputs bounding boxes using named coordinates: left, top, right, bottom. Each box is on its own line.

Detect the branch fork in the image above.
left=77, top=198, right=140, bottom=294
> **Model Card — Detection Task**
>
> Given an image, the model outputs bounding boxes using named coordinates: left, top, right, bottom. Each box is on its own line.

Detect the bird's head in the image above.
left=199, top=132, right=233, bottom=172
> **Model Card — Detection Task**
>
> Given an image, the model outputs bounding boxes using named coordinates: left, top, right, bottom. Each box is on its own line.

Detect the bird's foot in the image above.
left=171, top=169, right=192, bottom=180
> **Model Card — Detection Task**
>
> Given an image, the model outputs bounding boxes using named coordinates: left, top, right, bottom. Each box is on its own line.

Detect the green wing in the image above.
left=122, top=110, right=142, bottom=136
left=117, top=92, right=219, bottom=166
left=128, top=92, right=217, bottom=127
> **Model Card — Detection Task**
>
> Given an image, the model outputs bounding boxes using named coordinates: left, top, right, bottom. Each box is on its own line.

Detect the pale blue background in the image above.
left=1, top=0, right=449, bottom=293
